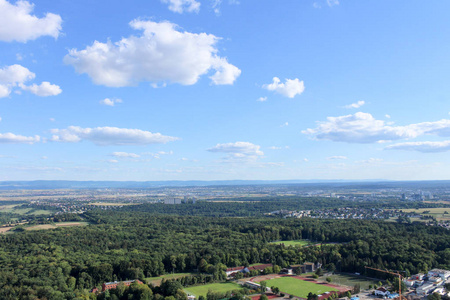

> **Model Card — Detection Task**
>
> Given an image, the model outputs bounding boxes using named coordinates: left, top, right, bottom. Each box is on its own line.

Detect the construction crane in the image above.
left=365, top=266, right=404, bottom=300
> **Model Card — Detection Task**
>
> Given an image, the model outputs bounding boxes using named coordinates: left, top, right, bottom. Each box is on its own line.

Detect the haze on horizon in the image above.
left=1, top=0, right=450, bottom=181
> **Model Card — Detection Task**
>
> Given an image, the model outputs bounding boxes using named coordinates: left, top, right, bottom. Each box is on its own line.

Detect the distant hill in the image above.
left=0, top=179, right=450, bottom=190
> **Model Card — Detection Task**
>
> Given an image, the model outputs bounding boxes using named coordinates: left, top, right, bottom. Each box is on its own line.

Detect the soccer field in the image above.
left=184, top=282, right=244, bottom=297
left=263, top=277, right=337, bottom=298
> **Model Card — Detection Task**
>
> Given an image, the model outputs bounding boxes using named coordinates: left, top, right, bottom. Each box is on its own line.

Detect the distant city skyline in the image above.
left=1, top=0, right=450, bottom=181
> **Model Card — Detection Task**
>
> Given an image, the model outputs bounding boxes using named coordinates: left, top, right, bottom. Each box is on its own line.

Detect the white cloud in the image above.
left=385, top=141, right=450, bottom=153
left=327, top=156, right=347, bottom=160
left=344, top=100, right=365, bottom=109
left=257, top=96, right=267, bottom=102
left=385, top=114, right=391, bottom=119
left=208, top=141, right=263, bottom=162
left=107, top=159, right=119, bottom=163
left=281, top=122, right=289, bottom=127
left=327, top=0, right=339, bottom=7
left=356, top=158, right=384, bottom=164
left=49, top=118, right=55, bottom=122
left=0, top=64, right=60, bottom=97
left=161, top=0, right=200, bottom=13
left=304, top=158, right=309, bottom=162
left=21, top=81, right=61, bottom=96
left=269, top=146, right=281, bottom=150
left=50, top=126, right=179, bottom=146
left=0, top=64, right=35, bottom=96
left=0, top=132, right=40, bottom=144
left=313, top=2, right=321, bottom=9
left=111, top=152, right=140, bottom=158
left=100, top=98, right=122, bottom=106
left=303, top=112, right=450, bottom=143
left=263, top=77, right=305, bottom=98
left=64, top=19, right=240, bottom=87
left=142, top=150, right=173, bottom=159
left=211, top=0, right=239, bottom=15
left=0, top=0, right=62, bottom=42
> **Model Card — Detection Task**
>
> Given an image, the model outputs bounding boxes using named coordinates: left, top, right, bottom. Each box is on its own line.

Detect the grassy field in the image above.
left=270, top=240, right=311, bottom=246
left=90, top=202, right=140, bottom=206
left=397, top=208, right=450, bottom=221
left=25, top=222, right=89, bottom=231
left=145, top=273, right=196, bottom=286
left=321, top=273, right=382, bottom=290
left=263, top=277, right=337, bottom=298
left=184, top=282, right=244, bottom=297
left=0, top=205, right=52, bottom=216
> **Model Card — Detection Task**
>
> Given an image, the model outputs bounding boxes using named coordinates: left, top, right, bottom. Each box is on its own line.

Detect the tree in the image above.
left=326, top=277, right=332, bottom=283
left=427, top=293, right=441, bottom=300
left=271, top=286, right=280, bottom=295
left=260, top=281, right=267, bottom=294
left=260, top=295, right=268, bottom=300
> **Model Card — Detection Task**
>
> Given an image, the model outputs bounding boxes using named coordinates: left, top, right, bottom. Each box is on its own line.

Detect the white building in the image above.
left=428, top=269, right=450, bottom=280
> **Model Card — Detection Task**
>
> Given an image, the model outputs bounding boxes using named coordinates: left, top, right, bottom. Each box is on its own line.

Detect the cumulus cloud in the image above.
left=0, top=132, right=40, bottom=144
left=263, top=77, right=305, bottom=98
left=21, top=81, right=61, bottom=96
left=111, top=152, right=140, bottom=158
left=142, top=150, right=173, bottom=159
left=50, top=126, right=179, bottom=146
left=257, top=96, right=267, bottom=102
left=344, top=100, right=365, bottom=109
left=208, top=141, right=263, bottom=162
left=303, top=112, right=450, bottom=143
left=161, top=0, right=200, bottom=13
left=64, top=19, right=240, bottom=87
left=0, top=0, right=62, bottom=42
left=100, top=98, right=122, bottom=106
left=385, top=141, right=450, bottom=153
left=0, top=64, right=60, bottom=97
left=327, top=156, right=347, bottom=160
left=327, top=0, right=339, bottom=7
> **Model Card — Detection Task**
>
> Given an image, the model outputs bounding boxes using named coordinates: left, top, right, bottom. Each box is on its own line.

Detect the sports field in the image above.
left=261, top=277, right=337, bottom=298
left=184, top=282, right=244, bottom=297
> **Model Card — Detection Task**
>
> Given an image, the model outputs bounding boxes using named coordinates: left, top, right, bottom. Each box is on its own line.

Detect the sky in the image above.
left=1, top=0, right=450, bottom=181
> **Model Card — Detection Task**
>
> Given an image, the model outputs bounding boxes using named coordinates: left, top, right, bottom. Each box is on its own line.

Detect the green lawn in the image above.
left=184, top=282, right=244, bottom=297
left=270, top=240, right=310, bottom=246
left=263, top=277, right=337, bottom=298
left=145, top=273, right=196, bottom=286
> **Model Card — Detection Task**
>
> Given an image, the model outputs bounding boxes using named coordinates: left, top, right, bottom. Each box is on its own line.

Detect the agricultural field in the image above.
left=184, top=282, right=244, bottom=297
left=320, top=273, right=382, bottom=290
left=0, top=204, right=52, bottom=216
left=270, top=240, right=311, bottom=246
left=89, top=202, right=141, bottom=206
left=25, top=222, right=90, bottom=231
left=145, top=273, right=196, bottom=286
left=260, top=277, right=337, bottom=298
left=399, top=208, right=450, bottom=221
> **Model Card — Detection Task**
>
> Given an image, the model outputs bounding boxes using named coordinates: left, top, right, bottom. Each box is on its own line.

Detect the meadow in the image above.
left=269, top=240, right=311, bottom=246
left=183, top=282, right=244, bottom=297
left=145, top=273, right=196, bottom=286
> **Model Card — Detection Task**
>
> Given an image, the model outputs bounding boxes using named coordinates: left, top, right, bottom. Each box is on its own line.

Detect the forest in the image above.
left=0, top=202, right=448, bottom=299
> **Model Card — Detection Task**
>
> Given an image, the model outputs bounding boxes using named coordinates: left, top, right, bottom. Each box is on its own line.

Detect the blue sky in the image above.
left=1, top=0, right=450, bottom=181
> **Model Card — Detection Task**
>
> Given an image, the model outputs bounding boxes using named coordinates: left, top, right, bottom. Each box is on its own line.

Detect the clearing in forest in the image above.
left=145, top=273, right=196, bottom=286
left=269, top=240, right=311, bottom=246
